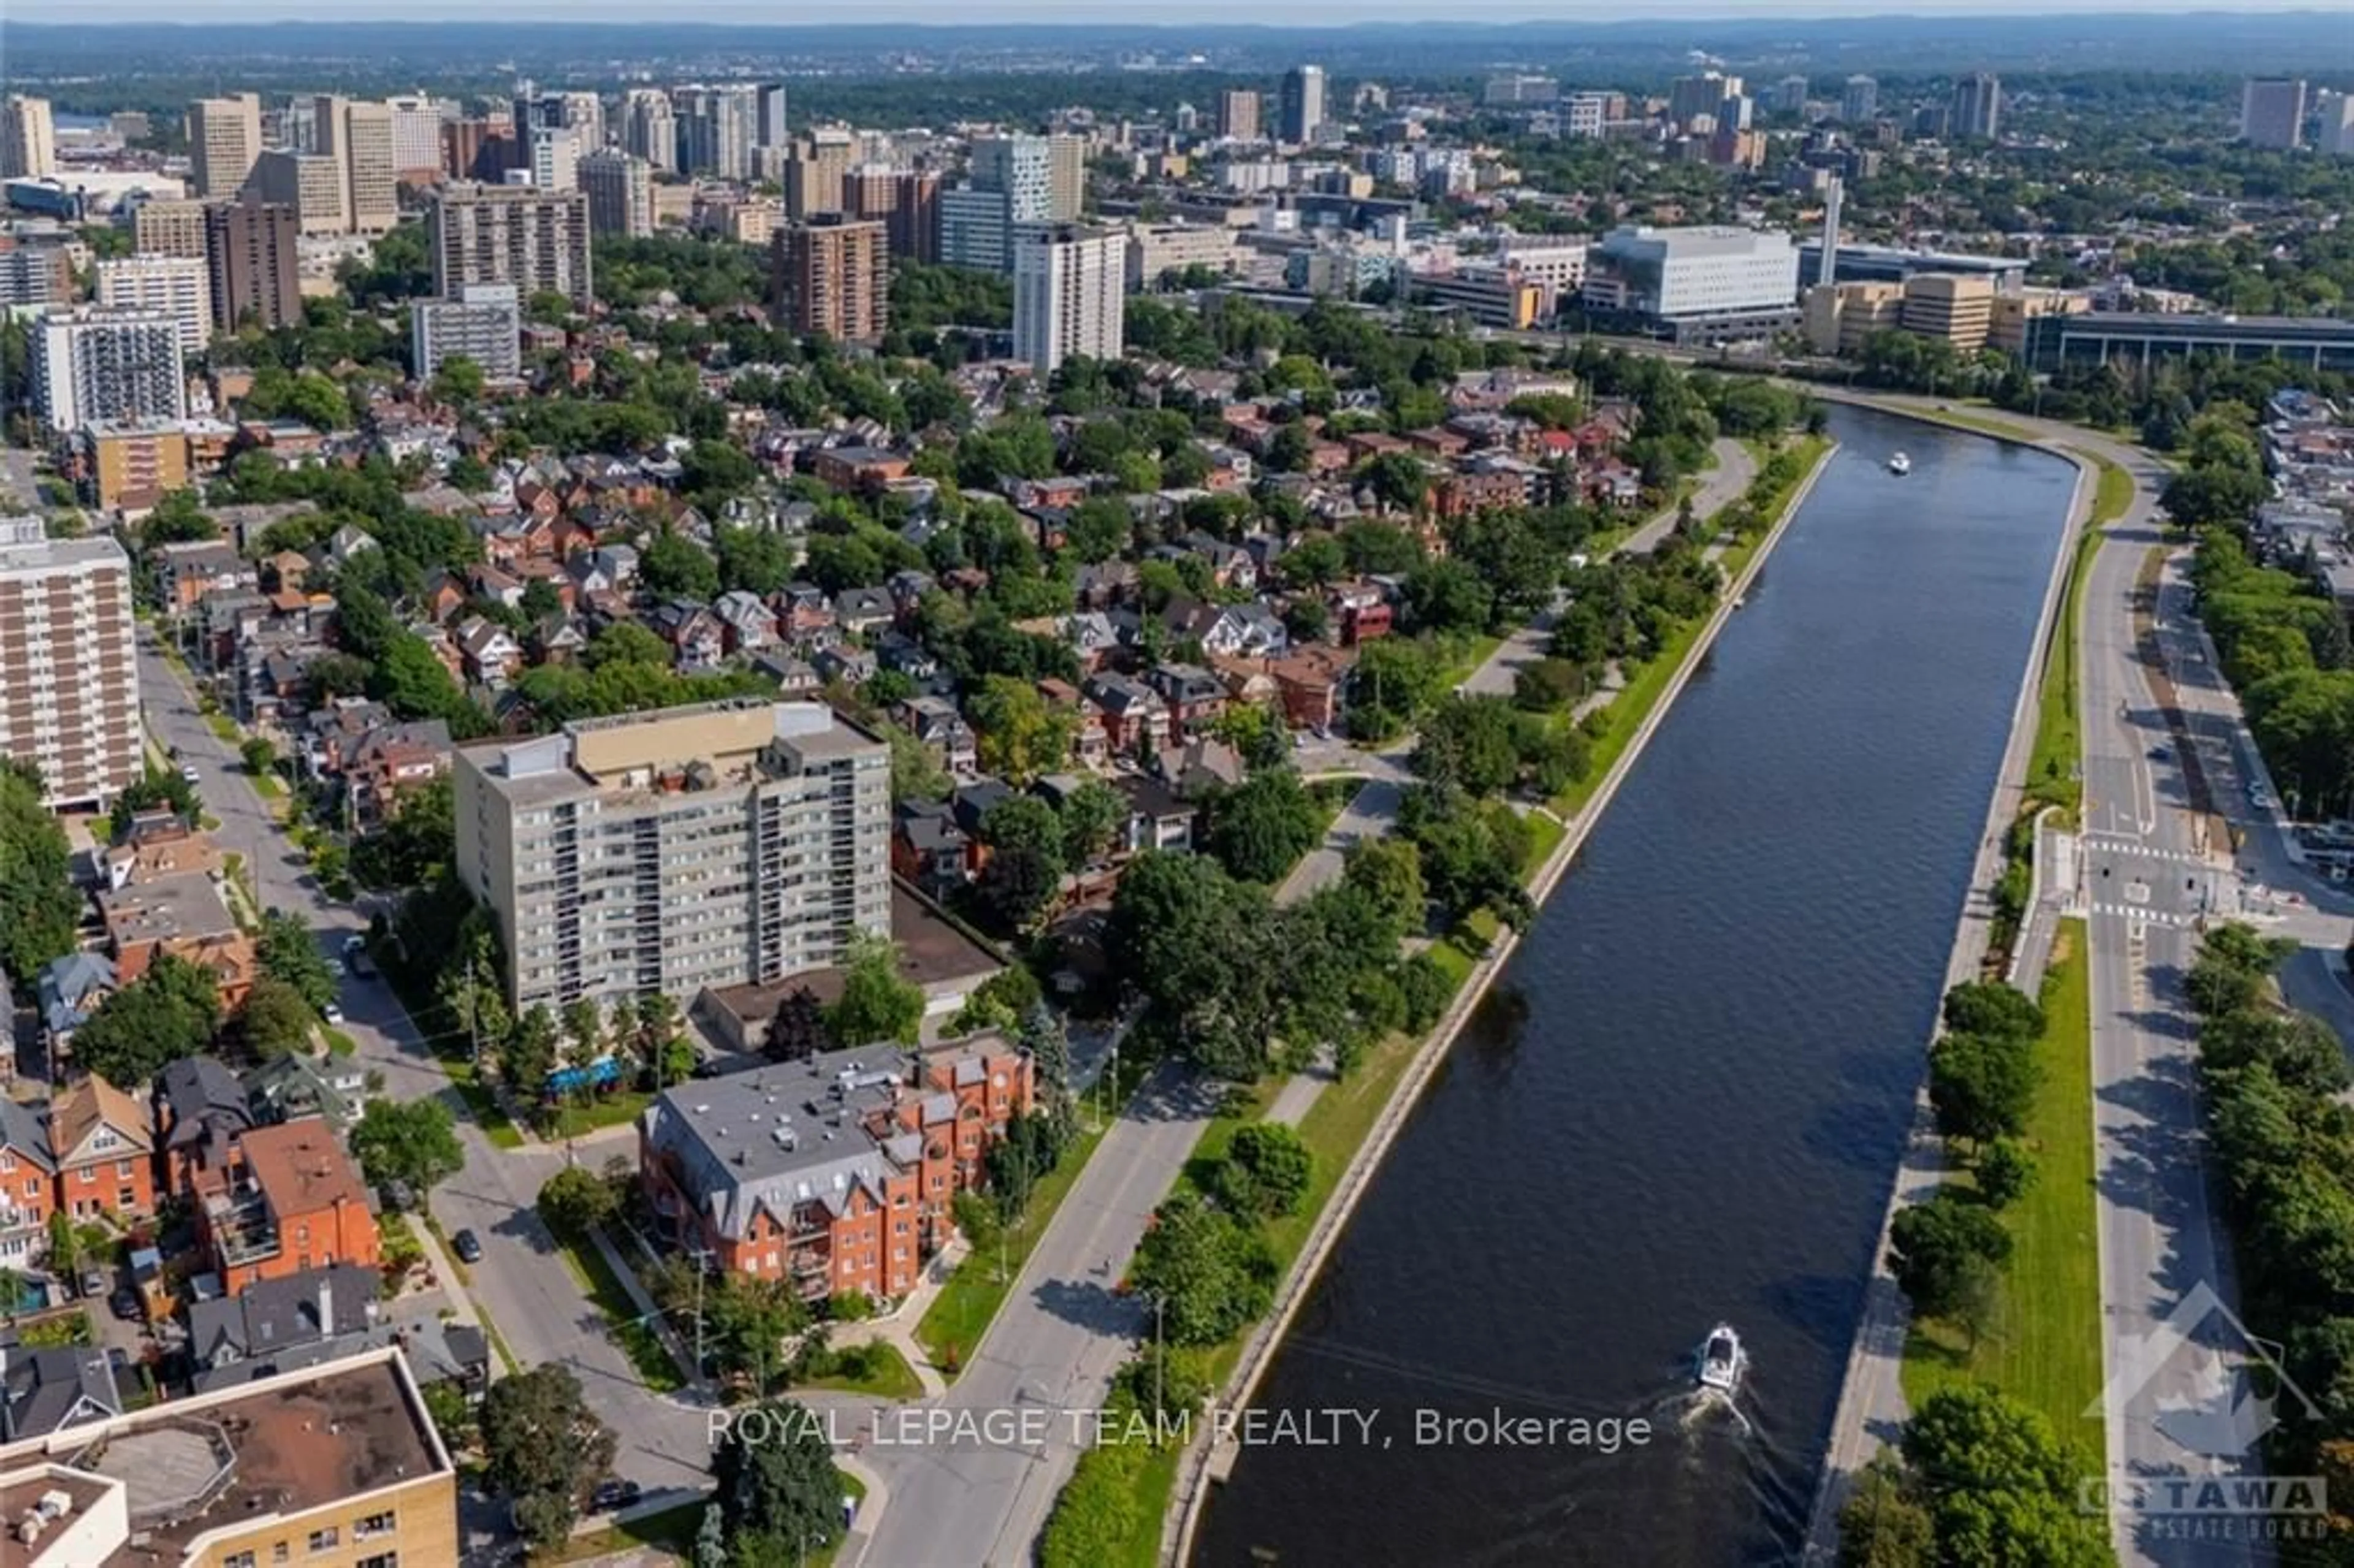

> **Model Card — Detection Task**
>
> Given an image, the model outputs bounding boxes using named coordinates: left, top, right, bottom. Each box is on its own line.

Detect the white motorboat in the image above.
left=1696, top=1323, right=1745, bottom=1395
left=1888, top=452, right=1912, bottom=475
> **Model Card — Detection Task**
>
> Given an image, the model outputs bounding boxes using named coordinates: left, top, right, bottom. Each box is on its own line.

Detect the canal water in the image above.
left=1191, top=406, right=2078, bottom=1567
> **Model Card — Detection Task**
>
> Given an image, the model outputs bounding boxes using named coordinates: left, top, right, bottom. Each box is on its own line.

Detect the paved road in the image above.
left=135, top=643, right=719, bottom=1505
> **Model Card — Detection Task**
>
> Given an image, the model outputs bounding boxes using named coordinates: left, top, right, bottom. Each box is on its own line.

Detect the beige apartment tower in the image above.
left=189, top=93, right=264, bottom=199
left=581, top=148, right=655, bottom=237
left=132, top=197, right=211, bottom=259
left=1219, top=89, right=1262, bottom=141
left=248, top=150, right=350, bottom=236
left=428, top=181, right=593, bottom=307
left=2, top=95, right=57, bottom=179
left=452, top=698, right=891, bottom=1012
left=0, top=517, right=140, bottom=811
left=774, top=215, right=891, bottom=344
left=313, top=95, right=400, bottom=235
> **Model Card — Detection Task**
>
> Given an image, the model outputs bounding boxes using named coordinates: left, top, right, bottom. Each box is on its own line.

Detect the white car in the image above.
left=322, top=1002, right=345, bottom=1024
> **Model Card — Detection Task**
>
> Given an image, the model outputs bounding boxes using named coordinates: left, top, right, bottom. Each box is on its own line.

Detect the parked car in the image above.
left=109, top=1287, right=144, bottom=1323
left=322, top=1002, right=345, bottom=1025
left=179, top=763, right=201, bottom=785
left=343, top=935, right=376, bottom=976
left=451, top=1228, right=484, bottom=1263
left=78, top=1268, right=108, bottom=1300
left=591, top=1479, right=642, bottom=1513
left=379, top=1179, right=416, bottom=1214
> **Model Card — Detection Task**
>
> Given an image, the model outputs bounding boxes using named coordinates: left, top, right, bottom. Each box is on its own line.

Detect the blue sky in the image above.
left=12, top=0, right=2340, bottom=20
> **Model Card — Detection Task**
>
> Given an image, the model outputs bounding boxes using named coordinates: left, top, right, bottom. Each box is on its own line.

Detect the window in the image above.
left=356, top=1510, right=397, bottom=1539
left=273, top=1545, right=291, bottom=1564
left=226, top=1555, right=256, bottom=1568
left=116, top=1159, right=135, bottom=1179
left=357, top=1555, right=399, bottom=1568
left=308, top=1526, right=339, bottom=1551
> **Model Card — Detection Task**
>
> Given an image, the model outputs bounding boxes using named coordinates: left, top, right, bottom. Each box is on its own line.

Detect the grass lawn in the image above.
left=381, top=965, right=527, bottom=1149
left=1921, top=405, right=2043, bottom=444
left=1518, top=809, right=1566, bottom=874
left=801, top=1339, right=925, bottom=1400
left=205, top=712, right=240, bottom=745
left=914, top=1051, right=1152, bottom=1375
left=1899, top=920, right=2103, bottom=1449
left=548, top=1088, right=654, bottom=1140
left=324, top=1029, right=358, bottom=1057
left=529, top=1500, right=706, bottom=1564
left=2073, top=448, right=2136, bottom=528
left=554, top=1230, right=687, bottom=1393
left=2025, top=525, right=2103, bottom=819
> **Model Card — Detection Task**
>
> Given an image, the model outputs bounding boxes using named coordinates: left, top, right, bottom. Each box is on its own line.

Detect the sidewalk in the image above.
left=822, top=1238, right=967, bottom=1398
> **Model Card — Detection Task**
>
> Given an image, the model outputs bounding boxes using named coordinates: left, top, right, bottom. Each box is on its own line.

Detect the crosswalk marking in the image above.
left=2090, top=902, right=2196, bottom=928
left=2082, top=836, right=2209, bottom=867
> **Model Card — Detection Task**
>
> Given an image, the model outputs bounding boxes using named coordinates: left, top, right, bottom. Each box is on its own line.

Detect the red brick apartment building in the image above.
left=639, top=1033, right=1033, bottom=1301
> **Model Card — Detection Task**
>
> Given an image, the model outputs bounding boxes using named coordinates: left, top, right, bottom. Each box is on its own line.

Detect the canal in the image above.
left=1190, top=406, right=2079, bottom=1567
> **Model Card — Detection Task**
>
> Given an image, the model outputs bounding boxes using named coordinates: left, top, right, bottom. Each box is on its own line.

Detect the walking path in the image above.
left=1163, top=438, right=1837, bottom=1567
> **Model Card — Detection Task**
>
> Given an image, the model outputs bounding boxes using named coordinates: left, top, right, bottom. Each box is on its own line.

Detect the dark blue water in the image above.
left=1190, top=407, right=2077, bottom=1567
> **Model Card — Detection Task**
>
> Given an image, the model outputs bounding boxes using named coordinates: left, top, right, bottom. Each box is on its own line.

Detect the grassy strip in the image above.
left=1910, top=404, right=2043, bottom=444
left=381, top=965, right=527, bottom=1149
left=2073, top=448, right=2135, bottom=528
left=324, top=1029, right=358, bottom=1057
left=547, top=1088, right=653, bottom=1140
left=552, top=1231, right=688, bottom=1394
left=530, top=1478, right=863, bottom=1568
left=1899, top=920, right=2103, bottom=1445
left=913, top=1049, right=1154, bottom=1376
left=2025, top=525, right=2103, bottom=819
left=801, top=1339, right=925, bottom=1400
left=1550, top=436, right=1830, bottom=818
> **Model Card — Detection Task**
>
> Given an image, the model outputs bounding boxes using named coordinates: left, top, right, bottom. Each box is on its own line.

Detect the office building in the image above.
left=452, top=698, right=891, bottom=1013
left=1798, top=237, right=2028, bottom=291
left=94, top=255, right=211, bottom=358
left=247, top=150, right=349, bottom=237
left=940, top=185, right=1012, bottom=272
left=32, top=308, right=186, bottom=432
left=1563, top=92, right=1610, bottom=139
left=756, top=83, right=790, bottom=148
left=1485, top=75, right=1561, bottom=107
left=640, top=1033, right=1034, bottom=1301
left=188, top=93, right=263, bottom=199
left=316, top=96, right=397, bottom=234
left=677, top=83, right=760, bottom=180
left=973, top=133, right=1083, bottom=223
left=1126, top=221, right=1238, bottom=289
left=1280, top=64, right=1328, bottom=143
left=428, top=181, right=593, bottom=307
left=0, top=1349, right=459, bottom=1568
left=1581, top=224, right=1802, bottom=344
left=1670, top=71, right=1745, bottom=132
left=387, top=94, right=446, bottom=178
left=581, top=148, right=654, bottom=237
left=1774, top=75, right=1811, bottom=116
left=774, top=215, right=889, bottom=344
left=845, top=165, right=941, bottom=264
left=1013, top=222, right=1126, bottom=375
left=1219, top=89, right=1262, bottom=142
left=206, top=197, right=302, bottom=332
left=2032, top=311, right=2354, bottom=378
left=1804, top=280, right=1906, bottom=356
left=2328, top=95, right=2354, bottom=157
left=785, top=125, right=857, bottom=218
left=530, top=124, right=580, bottom=192
left=442, top=117, right=518, bottom=184
left=623, top=88, right=678, bottom=172
left=1840, top=74, right=1880, bottom=124
left=411, top=282, right=522, bottom=383
left=1899, top=272, right=1997, bottom=350
left=0, top=517, right=139, bottom=810
left=131, top=196, right=209, bottom=258
left=2, top=95, right=56, bottom=179
left=2241, top=77, right=2309, bottom=150
left=1949, top=72, right=2002, bottom=140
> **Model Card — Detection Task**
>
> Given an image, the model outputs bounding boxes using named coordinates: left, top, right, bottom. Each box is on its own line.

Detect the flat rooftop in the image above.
left=97, top=871, right=238, bottom=946
left=0, top=516, right=131, bottom=578
left=460, top=698, right=884, bottom=810
left=0, top=1351, right=448, bottom=1566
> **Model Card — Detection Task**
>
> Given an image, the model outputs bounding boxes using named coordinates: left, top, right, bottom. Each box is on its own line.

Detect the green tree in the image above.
left=1927, top=1030, right=2039, bottom=1146
left=236, top=976, right=316, bottom=1059
left=970, top=676, right=1075, bottom=783
left=1343, top=838, right=1426, bottom=940
left=1887, top=1192, right=2012, bottom=1323
left=538, top=1165, right=620, bottom=1238
left=764, top=985, right=829, bottom=1062
left=1897, top=1384, right=2109, bottom=1566
left=715, top=525, right=794, bottom=595
left=0, top=763, right=82, bottom=978
left=979, top=794, right=1068, bottom=929
left=1057, top=778, right=1128, bottom=867
left=640, top=528, right=721, bottom=601
left=1412, top=695, right=1524, bottom=796
left=1976, top=1136, right=2038, bottom=1210
left=1129, top=1192, right=1276, bottom=1347
left=710, top=1398, right=847, bottom=1562
left=72, top=953, right=222, bottom=1085
left=500, top=1003, right=560, bottom=1103
left=1203, top=769, right=1324, bottom=885
left=1941, top=981, right=2044, bottom=1041
left=1835, top=1453, right=1937, bottom=1568
left=479, top=1366, right=616, bottom=1550
left=827, top=935, right=924, bottom=1046
left=257, top=909, right=337, bottom=1010
left=1214, top=1122, right=1314, bottom=1217
left=429, top=354, right=486, bottom=406
left=1019, top=1001, right=1072, bottom=1098
left=350, top=1098, right=466, bottom=1195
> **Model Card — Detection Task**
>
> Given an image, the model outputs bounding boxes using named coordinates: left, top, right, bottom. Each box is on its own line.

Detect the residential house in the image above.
left=466, top=562, right=526, bottom=609
left=155, top=1054, right=256, bottom=1197
left=812, top=446, right=912, bottom=495
left=1186, top=600, right=1289, bottom=660
left=712, top=590, right=779, bottom=655
left=36, top=953, right=116, bottom=1068
left=1146, top=663, right=1228, bottom=740
left=812, top=645, right=877, bottom=687
left=341, top=719, right=453, bottom=828
left=777, top=583, right=834, bottom=638
left=419, top=572, right=468, bottom=623
left=833, top=587, right=896, bottom=637
left=326, top=523, right=377, bottom=566
left=1328, top=580, right=1395, bottom=645
left=897, top=696, right=978, bottom=775
left=1154, top=737, right=1247, bottom=799
left=891, top=801, right=971, bottom=900
left=455, top=617, right=524, bottom=688
left=1062, top=612, right=1121, bottom=674
left=950, top=778, right=1015, bottom=858
left=0, top=1100, right=55, bottom=1270
left=531, top=614, right=592, bottom=666
left=101, top=810, right=223, bottom=891
left=1181, top=533, right=1259, bottom=592
left=99, top=872, right=257, bottom=1009
left=1084, top=674, right=1173, bottom=760
left=875, top=631, right=940, bottom=683
left=1073, top=560, right=1140, bottom=610
left=1114, top=774, right=1199, bottom=854
left=152, top=540, right=252, bottom=616
left=243, top=1054, right=364, bottom=1133
left=0, top=1330, right=120, bottom=1441
left=194, top=1119, right=382, bottom=1294
left=50, top=1075, right=154, bottom=1220
left=649, top=601, right=726, bottom=673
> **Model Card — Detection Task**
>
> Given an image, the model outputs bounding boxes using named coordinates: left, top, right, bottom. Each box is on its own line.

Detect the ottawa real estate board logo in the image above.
left=2080, top=1282, right=2328, bottom=1541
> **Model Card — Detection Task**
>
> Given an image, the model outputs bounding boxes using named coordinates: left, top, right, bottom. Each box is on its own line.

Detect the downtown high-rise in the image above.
left=0, top=516, right=142, bottom=812
left=428, top=182, right=593, bottom=307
